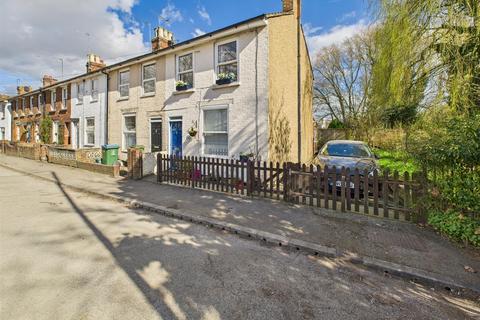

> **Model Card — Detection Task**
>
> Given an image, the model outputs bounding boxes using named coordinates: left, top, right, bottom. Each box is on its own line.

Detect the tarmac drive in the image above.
left=1, top=166, right=479, bottom=320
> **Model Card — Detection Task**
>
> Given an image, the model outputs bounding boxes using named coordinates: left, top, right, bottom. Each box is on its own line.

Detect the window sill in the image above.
left=117, top=97, right=129, bottom=102
left=212, top=82, right=240, bottom=90
left=140, top=93, right=155, bottom=98
left=76, top=102, right=83, bottom=105
left=90, top=100, right=98, bottom=103
left=173, top=89, right=195, bottom=95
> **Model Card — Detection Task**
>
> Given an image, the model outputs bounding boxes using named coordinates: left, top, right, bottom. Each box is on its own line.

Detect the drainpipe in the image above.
left=254, top=28, right=259, bottom=159
left=101, top=69, right=109, bottom=145
left=296, top=7, right=302, bottom=163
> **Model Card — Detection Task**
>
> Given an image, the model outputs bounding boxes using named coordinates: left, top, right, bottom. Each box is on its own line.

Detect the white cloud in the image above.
left=338, top=10, right=357, bottom=22
left=305, top=19, right=368, bottom=60
left=159, top=3, right=183, bottom=26
left=303, top=23, right=323, bottom=36
left=0, top=0, right=148, bottom=94
left=197, top=5, right=211, bottom=25
left=191, top=28, right=206, bottom=38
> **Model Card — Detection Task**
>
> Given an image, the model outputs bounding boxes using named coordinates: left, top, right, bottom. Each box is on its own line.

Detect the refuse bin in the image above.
left=101, top=144, right=119, bottom=165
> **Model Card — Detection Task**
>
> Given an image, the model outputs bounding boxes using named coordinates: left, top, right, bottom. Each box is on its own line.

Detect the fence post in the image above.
left=283, top=162, right=289, bottom=202
left=413, top=170, right=428, bottom=224
left=157, top=153, right=162, bottom=183
left=246, top=160, right=253, bottom=196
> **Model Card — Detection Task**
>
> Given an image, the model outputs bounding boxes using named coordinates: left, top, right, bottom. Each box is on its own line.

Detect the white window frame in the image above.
left=215, top=39, right=239, bottom=82
left=118, top=69, right=130, bottom=98
left=141, top=62, right=156, bottom=96
left=176, top=52, right=194, bottom=89
left=38, top=94, right=43, bottom=107
left=62, top=87, right=68, bottom=109
left=84, top=117, right=95, bottom=146
left=52, top=121, right=59, bottom=143
left=201, top=105, right=229, bottom=158
left=91, top=79, right=98, bottom=102
left=76, top=83, right=83, bottom=104
left=51, top=91, right=56, bottom=111
left=122, top=113, right=137, bottom=151
left=29, top=96, right=34, bottom=110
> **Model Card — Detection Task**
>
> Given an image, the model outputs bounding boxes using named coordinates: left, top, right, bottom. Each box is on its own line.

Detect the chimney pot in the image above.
left=42, top=75, right=57, bottom=87
left=151, top=26, right=173, bottom=51
left=86, top=54, right=106, bottom=73
left=16, top=85, right=32, bottom=95
left=282, top=0, right=301, bottom=17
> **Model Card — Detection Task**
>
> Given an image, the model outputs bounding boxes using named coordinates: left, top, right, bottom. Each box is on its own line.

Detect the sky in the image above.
left=0, top=0, right=370, bottom=96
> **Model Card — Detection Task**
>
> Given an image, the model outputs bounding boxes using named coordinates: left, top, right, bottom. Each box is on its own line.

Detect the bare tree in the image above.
left=313, top=31, right=374, bottom=129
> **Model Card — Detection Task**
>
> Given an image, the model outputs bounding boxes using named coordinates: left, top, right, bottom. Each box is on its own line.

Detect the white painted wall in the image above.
left=0, top=101, right=12, bottom=141
left=163, top=26, right=269, bottom=160
left=71, top=74, right=108, bottom=148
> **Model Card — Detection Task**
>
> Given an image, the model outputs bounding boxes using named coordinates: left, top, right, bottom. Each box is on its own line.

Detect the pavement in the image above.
left=0, top=154, right=479, bottom=296
left=1, top=166, right=480, bottom=319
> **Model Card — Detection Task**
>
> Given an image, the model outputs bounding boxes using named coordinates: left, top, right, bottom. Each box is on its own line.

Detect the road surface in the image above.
left=0, top=166, right=478, bottom=319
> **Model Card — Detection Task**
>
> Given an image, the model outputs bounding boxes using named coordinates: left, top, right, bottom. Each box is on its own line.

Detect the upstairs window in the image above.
left=203, top=107, right=228, bottom=157
left=62, top=87, right=68, bottom=109
left=29, top=96, right=34, bottom=109
left=142, top=63, right=156, bottom=95
left=22, top=98, right=25, bottom=109
left=38, top=94, right=43, bottom=107
left=51, top=91, right=57, bottom=110
left=76, top=83, right=83, bottom=104
left=119, top=70, right=129, bottom=98
left=216, top=41, right=238, bottom=81
left=177, top=53, right=193, bottom=88
left=91, top=79, right=98, bottom=101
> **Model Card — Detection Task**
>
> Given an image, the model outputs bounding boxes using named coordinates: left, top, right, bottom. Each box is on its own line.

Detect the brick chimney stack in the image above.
left=42, top=75, right=57, bottom=87
left=86, top=54, right=106, bottom=73
left=282, top=0, right=301, bottom=17
left=16, top=86, right=32, bottom=95
left=151, top=27, right=173, bottom=51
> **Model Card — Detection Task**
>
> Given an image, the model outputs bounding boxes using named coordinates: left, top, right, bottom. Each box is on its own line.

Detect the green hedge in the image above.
left=428, top=209, right=480, bottom=247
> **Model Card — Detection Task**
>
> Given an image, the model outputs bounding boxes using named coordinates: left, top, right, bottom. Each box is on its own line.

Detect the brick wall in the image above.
left=77, top=161, right=120, bottom=177
left=1, top=141, right=40, bottom=160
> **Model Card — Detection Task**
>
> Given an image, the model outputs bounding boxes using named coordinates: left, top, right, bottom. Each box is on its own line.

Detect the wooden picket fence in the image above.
left=157, top=154, right=424, bottom=222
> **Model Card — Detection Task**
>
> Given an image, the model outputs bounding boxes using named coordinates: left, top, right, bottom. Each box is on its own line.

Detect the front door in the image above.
left=151, top=119, right=162, bottom=152
left=169, top=118, right=182, bottom=156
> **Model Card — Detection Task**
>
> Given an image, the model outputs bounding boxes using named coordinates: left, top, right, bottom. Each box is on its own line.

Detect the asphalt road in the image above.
left=0, top=166, right=478, bottom=320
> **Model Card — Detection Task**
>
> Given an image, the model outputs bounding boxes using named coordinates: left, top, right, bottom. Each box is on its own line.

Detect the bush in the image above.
left=328, top=119, right=345, bottom=129
left=40, top=116, right=53, bottom=144
left=428, top=209, right=480, bottom=247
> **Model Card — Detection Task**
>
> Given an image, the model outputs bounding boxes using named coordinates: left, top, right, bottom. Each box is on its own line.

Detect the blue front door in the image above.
left=169, top=120, right=182, bottom=156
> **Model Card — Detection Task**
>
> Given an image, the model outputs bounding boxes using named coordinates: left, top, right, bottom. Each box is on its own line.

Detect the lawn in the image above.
left=374, top=149, right=419, bottom=175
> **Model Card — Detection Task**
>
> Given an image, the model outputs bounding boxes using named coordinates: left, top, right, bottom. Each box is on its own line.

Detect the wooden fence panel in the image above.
left=157, top=155, right=421, bottom=222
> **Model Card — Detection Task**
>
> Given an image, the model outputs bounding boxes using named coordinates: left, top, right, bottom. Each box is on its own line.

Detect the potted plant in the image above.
left=175, top=80, right=189, bottom=91
left=188, top=126, right=198, bottom=137
left=239, top=151, right=254, bottom=162
left=216, top=72, right=236, bottom=85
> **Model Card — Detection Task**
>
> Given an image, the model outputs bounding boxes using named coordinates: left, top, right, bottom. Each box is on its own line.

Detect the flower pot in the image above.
left=188, top=130, right=197, bottom=137
left=176, top=84, right=188, bottom=91
left=216, top=78, right=233, bottom=85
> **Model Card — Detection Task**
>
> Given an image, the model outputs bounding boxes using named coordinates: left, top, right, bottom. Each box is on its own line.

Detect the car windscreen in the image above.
left=323, top=143, right=372, bottom=158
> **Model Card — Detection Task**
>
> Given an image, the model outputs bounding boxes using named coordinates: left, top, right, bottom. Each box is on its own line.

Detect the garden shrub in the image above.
left=428, top=209, right=480, bottom=247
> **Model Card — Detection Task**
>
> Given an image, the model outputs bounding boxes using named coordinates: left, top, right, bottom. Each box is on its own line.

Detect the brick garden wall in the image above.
left=0, top=141, right=40, bottom=160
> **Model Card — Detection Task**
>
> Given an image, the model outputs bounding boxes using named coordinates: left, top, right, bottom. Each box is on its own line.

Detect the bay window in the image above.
left=216, top=41, right=238, bottom=81
left=142, top=63, right=156, bottom=95
left=203, top=107, right=228, bottom=157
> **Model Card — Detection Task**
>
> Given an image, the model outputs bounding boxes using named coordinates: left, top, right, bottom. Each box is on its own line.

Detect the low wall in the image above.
left=77, top=161, right=120, bottom=177
left=47, top=146, right=101, bottom=167
left=0, top=141, right=40, bottom=160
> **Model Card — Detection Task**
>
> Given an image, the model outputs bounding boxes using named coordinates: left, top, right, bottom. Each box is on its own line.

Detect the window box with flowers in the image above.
left=216, top=72, right=236, bottom=85
left=175, top=80, right=190, bottom=91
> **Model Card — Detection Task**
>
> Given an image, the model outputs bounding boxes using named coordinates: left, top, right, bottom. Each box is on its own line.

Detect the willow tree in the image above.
left=372, top=0, right=480, bottom=114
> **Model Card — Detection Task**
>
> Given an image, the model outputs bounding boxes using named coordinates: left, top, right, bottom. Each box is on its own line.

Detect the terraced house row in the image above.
left=3, top=0, right=314, bottom=163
